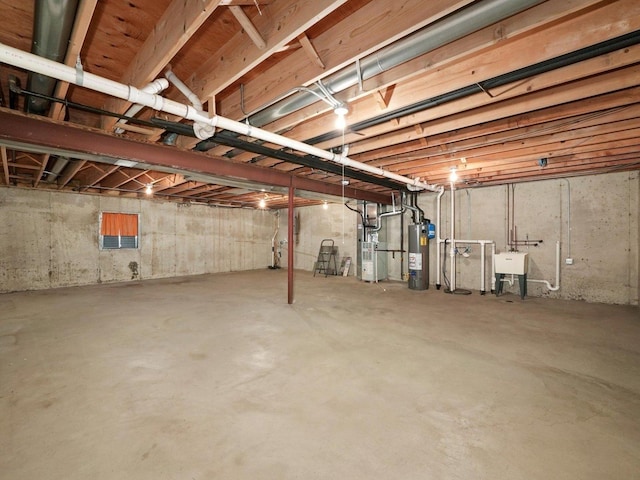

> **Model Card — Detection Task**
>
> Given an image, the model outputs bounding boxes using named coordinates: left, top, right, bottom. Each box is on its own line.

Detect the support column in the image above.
left=288, top=179, right=295, bottom=304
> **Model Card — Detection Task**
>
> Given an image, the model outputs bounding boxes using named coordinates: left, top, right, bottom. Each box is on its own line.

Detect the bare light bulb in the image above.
left=259, top=198, right=266, bottom=209
left=449, top=167, right=458, bottom=183
left=335, top=112, right=346, bottom=130
left=145, top=183, right=153, bottom=195
left=323, top=201, right=328, bottom=210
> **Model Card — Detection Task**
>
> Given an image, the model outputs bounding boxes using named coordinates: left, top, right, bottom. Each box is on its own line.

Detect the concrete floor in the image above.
left=1, top=270, right=639, bottom=479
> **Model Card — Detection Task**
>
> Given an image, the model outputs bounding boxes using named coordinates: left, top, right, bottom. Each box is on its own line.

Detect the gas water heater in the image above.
left=408, top=222, right=431, bottom=290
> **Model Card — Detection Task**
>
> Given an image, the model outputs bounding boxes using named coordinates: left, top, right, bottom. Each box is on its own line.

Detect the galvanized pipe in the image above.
left=247, top=0, right=545, bottom=127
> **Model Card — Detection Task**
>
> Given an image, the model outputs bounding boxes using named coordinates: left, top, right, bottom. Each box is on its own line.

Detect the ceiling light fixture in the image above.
left=334, top=103, right=348, bottom=130
left=449, top=167, right=458, bottom=183
left=145, top=183, right=153, bottom=195
left=258, top=198, right=266, bottom=209
left=323, top=201, right=329, bottom=210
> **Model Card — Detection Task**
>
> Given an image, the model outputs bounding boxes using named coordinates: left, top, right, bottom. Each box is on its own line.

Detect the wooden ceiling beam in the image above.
left=358, top=0, right=607, bottom=96
left=102, top=0, right=223, bottom=132
left=459, top=156, right=640, bottom=187
left=173, top=0, right=353, bottom=150
left=344, top=62, right=640, bottom=162
left=219, top=0, right=274, bottom=5
left=217, top=0, right=607, bottom=150
left=216, top=0, right=473, bottom=121
left=191, top=0, right=351, bottom=101
left=257, top=0, right=640, bottom=154
left=423, top=153, right=640, bottom=186
left=229, top=5, right=266, bottom=50
left=404, top=142, right=640, bottom=181
left=377, top=114, right=640, bottom=171
left=99, top=168, right=149, bottom=189
left=297, top=33, right=325, bottom=70
left=359, top=100, right=640, bottom=166
left=77, top=165, right=120, bottom=191
left=353, top=87, right=640, bottom=164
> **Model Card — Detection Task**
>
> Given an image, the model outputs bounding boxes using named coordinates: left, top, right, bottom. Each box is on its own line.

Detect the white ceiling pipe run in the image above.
left=164, top=69, right=215, bottom=139
left=165, top=69, right=203, bottom=111
left=0, top=42, right=439, bottom=193
left=114, top=78, right=169, bottom=134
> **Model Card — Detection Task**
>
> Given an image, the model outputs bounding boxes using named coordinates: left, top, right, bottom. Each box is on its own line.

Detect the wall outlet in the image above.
left=565, top=258, right=574, bottom=265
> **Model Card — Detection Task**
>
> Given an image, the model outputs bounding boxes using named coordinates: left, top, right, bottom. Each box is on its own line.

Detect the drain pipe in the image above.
left=114, top=78, right=169, bottom=134
left=164, top=69, right=215, bottom=140
left=269, top=211, right=280, bottom=269
left=0, top=43, right=439, bottom=193
left=449, top=181, right=457, bottom=292
left=435, top=186, right=445, bottom=289
left=527, top=240, right=561, bottom=291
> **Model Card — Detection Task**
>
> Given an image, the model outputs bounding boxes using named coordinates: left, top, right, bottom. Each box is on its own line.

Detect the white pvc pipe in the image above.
left=528, top=240, right=561, bottom=291
left=114, top=78, right=169, bottom=134
left=165, top=69, right=202, bottom=111
left=491, top=243, right=496, bottom=291
left=450, top=182, right=456, bottom=292
left=0, top=43, right=439, bottom=192
left=454, top=239, right=494, bottom=293
left=435, top=186, right=445, bottom=287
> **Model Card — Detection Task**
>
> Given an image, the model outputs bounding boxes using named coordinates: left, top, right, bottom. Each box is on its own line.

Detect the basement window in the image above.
left=100, top=212, right=139, bottom=249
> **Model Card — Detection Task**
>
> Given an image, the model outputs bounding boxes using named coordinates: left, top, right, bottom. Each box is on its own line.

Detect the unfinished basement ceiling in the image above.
left=0, top=0, right=638, bottom=209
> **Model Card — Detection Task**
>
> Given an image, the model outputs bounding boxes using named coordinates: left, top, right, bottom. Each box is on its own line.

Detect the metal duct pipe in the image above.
left=370, top=204, right=405, bottom=232
left=26, top=0, right=79, bottom=114
left=0, top=42, right=439, bottom=191
left=246, top=0, right=544, bottom=127
left=45, top=155, right=69, bottom=183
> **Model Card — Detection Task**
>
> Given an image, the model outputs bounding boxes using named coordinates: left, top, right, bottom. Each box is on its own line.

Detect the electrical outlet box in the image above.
left=565, top=258, right=574, bottom=265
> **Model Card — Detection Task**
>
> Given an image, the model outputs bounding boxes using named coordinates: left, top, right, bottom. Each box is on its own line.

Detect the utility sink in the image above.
left=495, top=252, right=529, bottom=275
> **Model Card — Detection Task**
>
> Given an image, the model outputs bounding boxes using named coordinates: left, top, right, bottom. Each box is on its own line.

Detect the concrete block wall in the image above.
left=0, top=187, right=274, bottom=292
left=383, top=171, right=639, bottom=305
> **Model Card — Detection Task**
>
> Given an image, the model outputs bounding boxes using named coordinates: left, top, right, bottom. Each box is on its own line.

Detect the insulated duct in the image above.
left=26, top=0, right=79, bottom=115
left=244, top=0, right=545, bottom=128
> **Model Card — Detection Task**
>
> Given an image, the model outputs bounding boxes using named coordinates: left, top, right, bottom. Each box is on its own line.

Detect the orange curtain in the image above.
left=101, top=213, right=138, bottom=236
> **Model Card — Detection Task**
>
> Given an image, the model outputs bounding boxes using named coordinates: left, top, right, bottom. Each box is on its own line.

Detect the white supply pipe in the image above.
left=491, top=243, right=496, bottom=291
left=0, top=43, right=439, bottom=192
left=165, top=69, right=203, bottom=111
left=164, top=69, right=215, bottom=140
left=450, top=182, right=456, bottom=292
left=527, top=240, right=561, bottom=291
left=114, top=78, right=169, bottom=134
left=563, top=179, right=571, bottom=258
left=435, top=186, right=445, bottom=287
left=453, top=239, right=495, bottom=293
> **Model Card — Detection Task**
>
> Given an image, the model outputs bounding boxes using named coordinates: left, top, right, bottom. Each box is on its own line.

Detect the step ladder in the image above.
left=313, top=239, right=338, bottom=277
